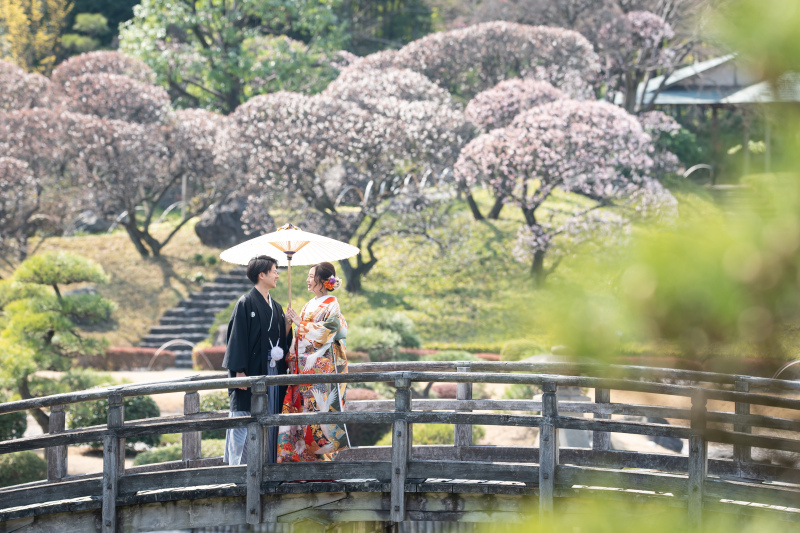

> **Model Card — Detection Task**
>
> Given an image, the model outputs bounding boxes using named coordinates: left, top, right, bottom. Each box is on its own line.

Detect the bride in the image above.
left=277, top=261, right=350, bottom=462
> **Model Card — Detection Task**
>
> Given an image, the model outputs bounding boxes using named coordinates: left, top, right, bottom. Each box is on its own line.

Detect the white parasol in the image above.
left=219, top=223, right=360, bottom=307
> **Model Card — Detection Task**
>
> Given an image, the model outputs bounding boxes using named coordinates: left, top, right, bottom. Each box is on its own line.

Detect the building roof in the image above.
left=629, top=54, right=800, bottom=106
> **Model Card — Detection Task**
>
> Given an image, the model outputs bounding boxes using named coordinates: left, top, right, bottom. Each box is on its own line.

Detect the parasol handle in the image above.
left=286, top=254, right=292, bottom=309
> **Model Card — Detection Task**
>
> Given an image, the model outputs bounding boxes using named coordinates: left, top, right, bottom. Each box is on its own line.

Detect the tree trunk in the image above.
left=487, top=197, right=504, bottom=219
left=124, top=224, right=151, bottom=258
left=465, top=192, right=484, bottom=221
left=19, top=375, right=49, bottom=433
left=532, top=249, right=547, bottom=287
left=338, top=257, right=377, bottom=294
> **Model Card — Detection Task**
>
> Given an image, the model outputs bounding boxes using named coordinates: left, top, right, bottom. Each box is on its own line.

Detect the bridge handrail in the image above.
left=1, top=362, right=799, bottom=417
left=1, top=363, right=799, bottom=531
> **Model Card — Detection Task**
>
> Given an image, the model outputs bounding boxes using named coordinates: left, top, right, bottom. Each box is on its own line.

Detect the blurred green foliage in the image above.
left=476, top=498, right=795, bottom=533
left=0, top=391, right=26, bottom=441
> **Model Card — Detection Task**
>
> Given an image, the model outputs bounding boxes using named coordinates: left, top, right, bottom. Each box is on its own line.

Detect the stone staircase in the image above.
left=140, top=267, right=250, bottom=368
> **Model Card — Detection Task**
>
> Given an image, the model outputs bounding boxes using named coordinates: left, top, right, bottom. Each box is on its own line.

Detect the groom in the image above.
left=222, top=255, right=291, bottom=465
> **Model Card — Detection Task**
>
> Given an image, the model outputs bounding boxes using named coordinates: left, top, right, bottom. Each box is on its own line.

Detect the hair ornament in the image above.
left=324, top=275, right=342, bottom=291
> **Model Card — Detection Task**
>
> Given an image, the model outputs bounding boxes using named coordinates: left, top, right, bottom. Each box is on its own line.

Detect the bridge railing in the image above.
left=0, top=362, right=799, bottom=532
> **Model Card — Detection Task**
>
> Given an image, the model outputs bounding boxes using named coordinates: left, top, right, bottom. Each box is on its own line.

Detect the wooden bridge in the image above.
left=1, top=361, right=800, bottom=532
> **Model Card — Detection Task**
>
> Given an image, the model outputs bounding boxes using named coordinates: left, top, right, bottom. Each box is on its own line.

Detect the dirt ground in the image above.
left=24, top=371, right=800, bottom=475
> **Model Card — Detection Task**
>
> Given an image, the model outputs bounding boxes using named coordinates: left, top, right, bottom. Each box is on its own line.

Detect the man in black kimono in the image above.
left=222, top=255, right=291, bottom=465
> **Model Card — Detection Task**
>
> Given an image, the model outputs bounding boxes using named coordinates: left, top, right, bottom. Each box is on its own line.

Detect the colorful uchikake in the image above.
left=324, top=275, right=341, bottom=291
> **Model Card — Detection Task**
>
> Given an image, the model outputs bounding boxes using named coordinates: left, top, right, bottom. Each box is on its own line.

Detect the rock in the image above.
left=64, top=286, right=98, bottom=297
left=64, top=210, right=112, bottom=235
left=213, top=323, right=228, bottom=346
left=195, top=197, right=250, bottom=248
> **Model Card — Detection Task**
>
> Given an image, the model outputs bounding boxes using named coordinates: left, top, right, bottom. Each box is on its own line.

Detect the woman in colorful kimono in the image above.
left=278, top=261, right=349, bottom=462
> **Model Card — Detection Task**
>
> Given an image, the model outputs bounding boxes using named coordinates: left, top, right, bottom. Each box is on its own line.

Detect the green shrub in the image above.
left=199, top=391, right=230, bottom=439
left=202, top=438, right=226, bottom=457
left=133, top=444, right=182, bottom=466
left=500, top=339, right=546, bottom=361
left=0, top=391, right=26, bottom=441
left=347, top=423, right=391, bottom=446
left=69, top=395, right=161, bottom=450
left=424, top=350, right=477, bottom=361
left=359, top=310, right=422, bottom=348
left=0, top=451, right=47, bottom=487
left=160, top=433, right=182, bottom=446
left=422, top=342, right=505, bottom=354
left=132, top=439, right=227, bottom=466
left=376, top=424, right=485, bottom=445
left=347, top=326, right=403, bottom=362
left=502, top=384, right=540, bottom=400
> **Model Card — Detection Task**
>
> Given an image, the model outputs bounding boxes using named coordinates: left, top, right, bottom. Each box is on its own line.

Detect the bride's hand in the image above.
left=285, top=307, right=301, bottom=326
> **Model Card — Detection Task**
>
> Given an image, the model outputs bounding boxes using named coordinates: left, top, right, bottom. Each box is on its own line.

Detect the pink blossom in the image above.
left=51, top=51, right=155, bottom=87
left=59, top=73, right=171, bottom=124
left=350, top=22, right=599, bottom=99
left=466, top=79, right=566, bottom=131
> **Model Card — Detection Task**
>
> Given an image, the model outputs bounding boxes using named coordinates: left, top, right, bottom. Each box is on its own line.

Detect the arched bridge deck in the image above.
left=1, top=362, right=800, bottom=532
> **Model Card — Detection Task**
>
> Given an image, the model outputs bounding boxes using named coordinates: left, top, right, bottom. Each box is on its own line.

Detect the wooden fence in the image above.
left=1, top=361, right=799, bottom=532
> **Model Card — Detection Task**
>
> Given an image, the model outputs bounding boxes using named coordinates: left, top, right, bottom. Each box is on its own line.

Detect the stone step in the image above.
left=213, top=275, right=250, bottom=285
left=179, top=299, right=233, bottom=310
left=190, top=291, right=243, bottom=301
left=200, top=283, right=251, bottom=293
left=149, top=324, right=211, bottom=335
left=162, top=307, right=225, bottom=318
left=158, top=316, right=214, bottom=326
left=142, top=332, right=209, bottom=344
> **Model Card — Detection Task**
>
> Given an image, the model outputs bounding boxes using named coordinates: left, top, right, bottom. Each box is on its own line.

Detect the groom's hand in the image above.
left=236, top=371, right=248, bottom=390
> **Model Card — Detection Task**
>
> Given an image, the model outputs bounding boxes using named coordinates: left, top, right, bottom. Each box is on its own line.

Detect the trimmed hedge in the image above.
left=78, top=347, right=175, bottom=370
left=500, top=339, right=546, bottom=361
left=376, top=424, right=485, bottom=445
left=193, top=345, right=226, bottom=370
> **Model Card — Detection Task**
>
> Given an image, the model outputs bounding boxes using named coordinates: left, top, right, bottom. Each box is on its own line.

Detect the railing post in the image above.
left=182, top=391, right=201, bottom=463
left=102, top=392, right=124, bottom=533
left=455, top=366, right=473, bottom=449
left=733, top=378, right=751, bottom=468
left=592, top=388, right=611, bottom=451
left=46, top=404, right=67, bottom=481
left=539, top=381, right=559, bottom=519
left=391, top=376, right=411, bottom=523
left=247, top=379, right=267, bottom=525
left=688, top=389, right=708, bottom=531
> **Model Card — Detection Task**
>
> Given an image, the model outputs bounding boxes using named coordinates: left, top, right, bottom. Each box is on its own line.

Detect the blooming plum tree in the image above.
left=455, top=98, right=676, bottom=283
left=50, top=50, right=155, bottom=87
left=70, top=110, right=239, bottom=257
left=596, top=10, right=692, bottom=112
left=58, top=73, right=172, bottom=124
left=0, top=157, right=40, bottom=268
left=0, top=61, right=58, bottom=111
left=463, top=78, right=567, bottom=220
left=465, top=79, right=566, bottom=132
left=351, top=22, right=600, bottom=99
left=235, top=68, right=469, bottom=291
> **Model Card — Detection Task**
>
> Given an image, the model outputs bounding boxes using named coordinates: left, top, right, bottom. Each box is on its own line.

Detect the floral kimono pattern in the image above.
left=277, top=295, right=349, bottom=462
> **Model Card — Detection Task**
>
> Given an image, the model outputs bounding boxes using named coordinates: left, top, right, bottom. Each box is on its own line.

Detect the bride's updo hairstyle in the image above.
left=314, top=262, right=341, bottom=292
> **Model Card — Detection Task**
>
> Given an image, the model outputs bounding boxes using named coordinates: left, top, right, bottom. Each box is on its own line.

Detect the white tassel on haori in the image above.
left=269, top=345, right=284, bottom=367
